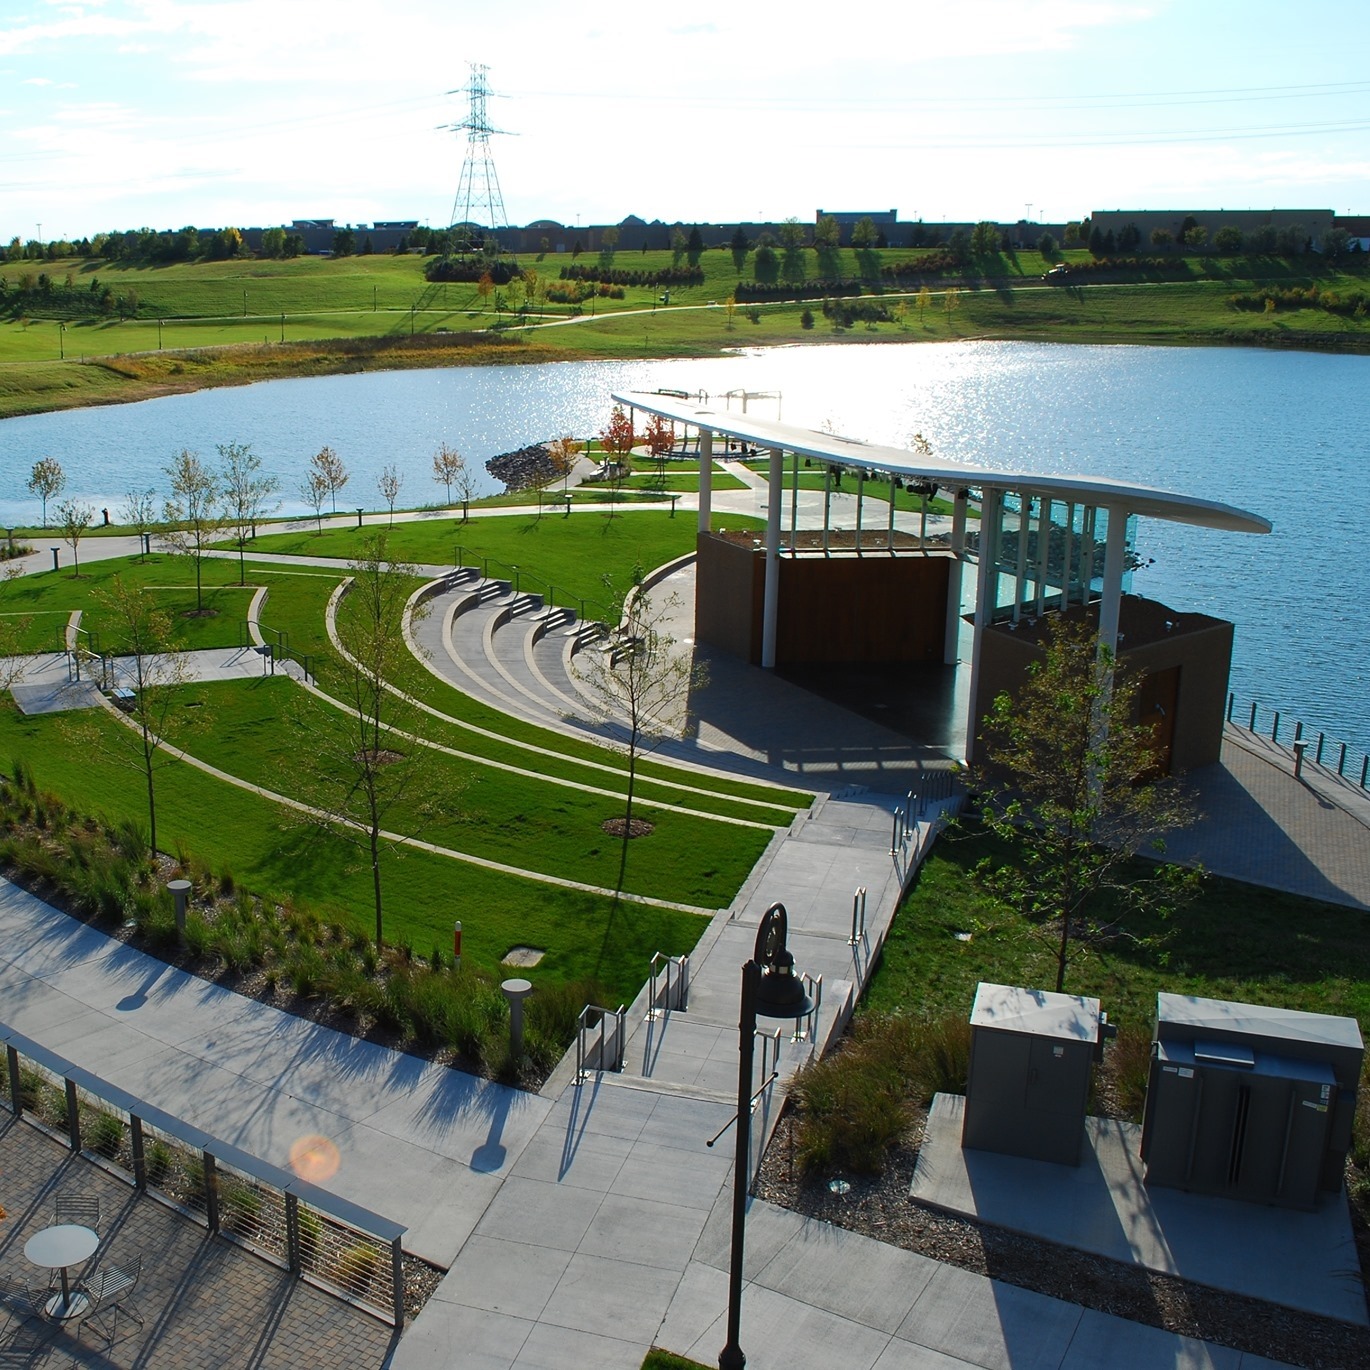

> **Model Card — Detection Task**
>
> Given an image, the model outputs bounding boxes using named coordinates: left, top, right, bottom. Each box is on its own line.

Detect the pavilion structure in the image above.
left=612, top=390, right=1272, bottom=772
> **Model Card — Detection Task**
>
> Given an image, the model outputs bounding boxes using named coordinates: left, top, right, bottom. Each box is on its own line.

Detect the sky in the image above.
left=2, top=0, right=1368, bottom=243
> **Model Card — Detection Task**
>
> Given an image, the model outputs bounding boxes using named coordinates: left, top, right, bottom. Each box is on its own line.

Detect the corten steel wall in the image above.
left=695, top=533, right=951, bottom=666
left=967, top=596, right=1234, bottom=774
left=777, top=553, right=950, bottom=664
left=696, top=533, right=763, bottom=661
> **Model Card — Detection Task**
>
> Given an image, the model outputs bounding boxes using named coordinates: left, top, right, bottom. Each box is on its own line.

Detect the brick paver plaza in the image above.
left=0, top=1116, right=398, bottom=1368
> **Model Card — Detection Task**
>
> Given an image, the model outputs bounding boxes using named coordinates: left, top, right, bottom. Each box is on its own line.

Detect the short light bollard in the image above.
left=1292, top=740, right=1308, bottom=780
left=356, top=507, right=364, bottom=528
left=50, top=547, right=59, bottom=572
left=502, top=977, right=533, bottom=1059
left=168, top=878, right=192, bottom=942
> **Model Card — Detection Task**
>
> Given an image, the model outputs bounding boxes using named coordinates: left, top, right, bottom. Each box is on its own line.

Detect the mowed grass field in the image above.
left=3, top=247, right=1367, bottom=417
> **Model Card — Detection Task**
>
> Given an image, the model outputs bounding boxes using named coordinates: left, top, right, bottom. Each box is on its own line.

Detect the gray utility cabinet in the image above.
left=961, top=982, right=1104, bottom=1167
left=1141, top=994, right=1364, bottom=1210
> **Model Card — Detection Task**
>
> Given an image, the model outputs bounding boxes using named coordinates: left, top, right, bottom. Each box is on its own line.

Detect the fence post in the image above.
left=1316, top=733, right=1325, bottom=765
left=1226, top=692, right=1234, bottom=722
left=131, top=1115, right=147, bottom=1190
left=1362, top=755, right=1369, bottom=789
left=6, top=1045, right=20, bottom=1115
left=1338, top=742, right=1347, bottom=776
left=1249, top=701, right=1258, bottom=730
left=390, top=1235, right=405, bottom=1328
left=204, top=1152, right=220, bottom=1233
left=65, top=1078, right=80, bottom=1151
left=285, top=1192, right=301, bottom=1274
left=1271, top=711, right=1280, bottom=741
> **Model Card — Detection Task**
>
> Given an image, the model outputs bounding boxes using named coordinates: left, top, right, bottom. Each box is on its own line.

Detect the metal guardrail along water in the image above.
left=0, top=1023, right=406, bottom=1326
left=1228, top=693, right=1370, bottom=789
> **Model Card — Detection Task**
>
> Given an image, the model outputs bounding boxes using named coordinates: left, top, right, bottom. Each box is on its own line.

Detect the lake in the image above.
left=3, top=342, right=1367, bottom=751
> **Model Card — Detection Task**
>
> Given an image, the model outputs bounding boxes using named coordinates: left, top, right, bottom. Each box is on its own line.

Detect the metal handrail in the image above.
left=574, top=1003, right=626, bottom=1082
left=1228, top=693, right=1369, bottom=789
left=647, top=952, right=689, bottom=1020
left=791, top=973, right=823, bottom=1043
left=848, top=888, right=867, bottom=945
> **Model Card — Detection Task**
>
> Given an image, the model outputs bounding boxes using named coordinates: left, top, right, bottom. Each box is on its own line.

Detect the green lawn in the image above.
left=866, top=823, right=1370, bottom=1038
left=0, top=701, right=706, bottom=999
left=241, top=508, right=764, bottom=619
left=184, top=677, right=773, bottom=909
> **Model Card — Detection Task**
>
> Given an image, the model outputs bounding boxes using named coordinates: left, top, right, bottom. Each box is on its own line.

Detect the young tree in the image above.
left=851, top=216, right=877, bottom=249
left=377, top=462, right=403, bottom=526
left=973, top=616, right=1196, bottom=993
left=119, top=486, right=158, bottom=558
left=971, top=220, right=1000, bottom=256
left=916, top=285, right=932, bottom=325
left=27, top=456, right=65, bottom=527
left=814, top=214, right=841, bottom=249
left=219, top=441, right=279, bottom=585
left=309, top=445, right=349, bottom=514
left=547, top=436, right=582, bottom=498
left=73, top=575, right=200, bottom=858
left=943, top=286, right=960, bottom=325
left=642, top=415, right=674, bottom=486
left=0, top=564, right=33, bottom=687
left=160, top=449, right=223, bottom=613
left=300, top=469, right=329, bottom=533
left=573, top=583, right=707, bottom=894
left=598, top=405, right=636, bottom=520
left=54, top=498, right=94, bottom=576
left=296, top=533, right=441, bottom=946
left=432, top=442, right=465, bottom=505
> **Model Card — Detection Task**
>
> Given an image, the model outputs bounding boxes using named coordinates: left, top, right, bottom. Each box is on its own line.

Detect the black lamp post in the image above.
left=719, top=902, right=812, bottom=1370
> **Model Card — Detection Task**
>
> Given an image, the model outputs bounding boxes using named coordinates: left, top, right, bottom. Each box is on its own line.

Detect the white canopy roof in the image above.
left=613, top=390, right=1271, bottom=535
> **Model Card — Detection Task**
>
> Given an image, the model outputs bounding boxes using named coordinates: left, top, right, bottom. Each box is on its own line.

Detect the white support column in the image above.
left=1012, top=493, right=1030, bottom=623
left=823, top=465, right=832, bottom=555
left=790, top=451, right=799, bottom=549
left=963, top=487, right=1002, bottom=764
left=1097, top=506, right=1128, bottom=657
left=1034, top=495, right=1052, bottom=616
left=761, top=447, right=783, bottom=669
left=698, top=428, right=714, bottom=534
left=944, top=488, right=968, bottom=665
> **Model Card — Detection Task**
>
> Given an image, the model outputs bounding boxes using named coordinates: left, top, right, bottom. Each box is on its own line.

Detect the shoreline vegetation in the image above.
left=2, top=245, right=1367, bottom=421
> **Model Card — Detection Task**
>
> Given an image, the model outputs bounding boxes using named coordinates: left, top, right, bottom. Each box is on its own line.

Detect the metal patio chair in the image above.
left=51, top=1195, right=101, bottom=1230
left=77, top=1255, right=143, bottom=1347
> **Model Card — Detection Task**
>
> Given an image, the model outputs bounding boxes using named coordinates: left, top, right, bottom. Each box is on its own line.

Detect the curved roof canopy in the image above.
left=613, top=391, right=1271, bottom=535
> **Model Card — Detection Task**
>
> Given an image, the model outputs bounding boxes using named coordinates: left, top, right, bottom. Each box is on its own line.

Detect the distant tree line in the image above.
left=557, top=264, right=704, bottom=287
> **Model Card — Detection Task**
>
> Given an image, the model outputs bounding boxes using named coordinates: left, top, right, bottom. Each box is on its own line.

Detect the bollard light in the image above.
left=168, top=878, right=192, bottom=944
left=502, top=977, right=534, bottom=1059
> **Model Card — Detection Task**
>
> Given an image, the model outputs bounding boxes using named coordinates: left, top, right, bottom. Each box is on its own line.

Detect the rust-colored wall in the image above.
left=694, top=533, right=951, bottom=666
left=696, top=532, right=762, bottom=661
left=776, top=554, right=950, bottom=664
left=968, top=596, right=1233, bottom=774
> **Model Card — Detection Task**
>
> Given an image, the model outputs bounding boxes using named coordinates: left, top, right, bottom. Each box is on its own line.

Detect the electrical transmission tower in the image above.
left=442, top=63, right=511, bottom=249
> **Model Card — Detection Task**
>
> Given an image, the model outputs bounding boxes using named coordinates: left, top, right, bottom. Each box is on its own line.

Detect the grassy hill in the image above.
left=1, top=245, right=1367, bottom=419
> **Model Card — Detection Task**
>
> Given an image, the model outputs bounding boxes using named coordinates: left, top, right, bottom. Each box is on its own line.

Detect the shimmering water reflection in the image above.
left=3, top=342, right=1366, bottom=745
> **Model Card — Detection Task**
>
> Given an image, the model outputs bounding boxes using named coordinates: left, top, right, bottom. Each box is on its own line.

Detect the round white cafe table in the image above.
left=24, top=1223, right=100, bottom=1320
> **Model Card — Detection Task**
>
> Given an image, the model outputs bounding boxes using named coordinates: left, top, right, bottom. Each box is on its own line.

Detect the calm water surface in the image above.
left=2, top=342, right=1366, bottom=747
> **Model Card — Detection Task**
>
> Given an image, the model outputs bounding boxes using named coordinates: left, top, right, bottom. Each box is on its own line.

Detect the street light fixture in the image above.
left=718, top=902, right=812, bottom=1370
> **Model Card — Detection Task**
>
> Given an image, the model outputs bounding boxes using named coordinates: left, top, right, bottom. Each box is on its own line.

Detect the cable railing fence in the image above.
left=1, top=1023, right=406, bottom=1326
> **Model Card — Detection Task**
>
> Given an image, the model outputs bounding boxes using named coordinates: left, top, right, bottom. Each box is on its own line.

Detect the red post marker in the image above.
left=453, top=920, right=463, bottom=969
